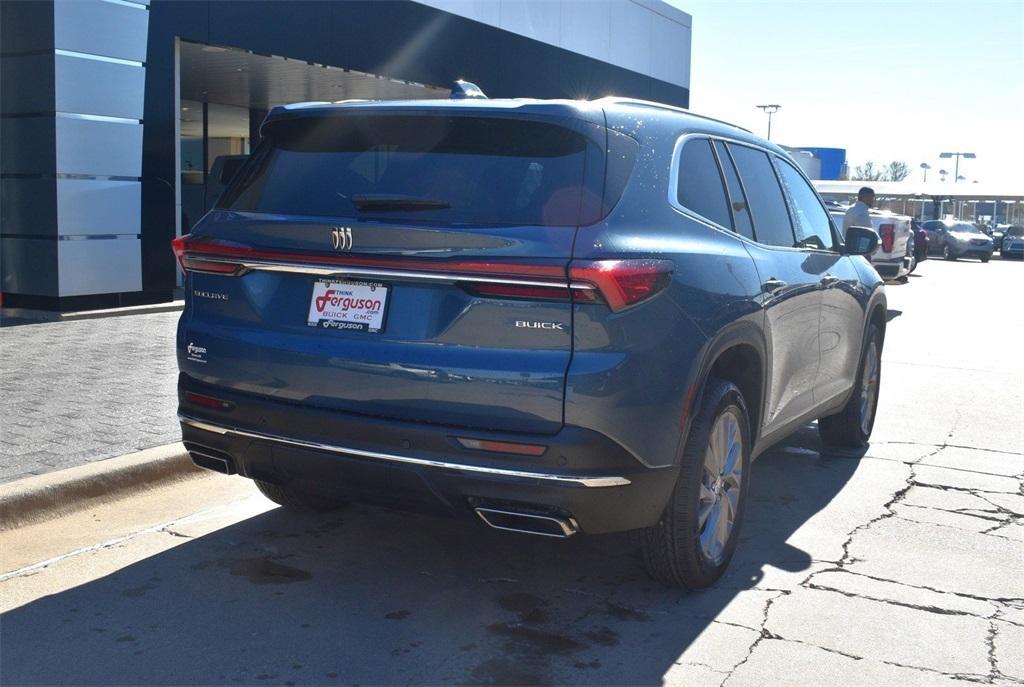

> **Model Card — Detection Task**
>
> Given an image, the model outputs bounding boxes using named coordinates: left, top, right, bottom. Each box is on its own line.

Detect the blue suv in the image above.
left=174, top=97, right=885, bottom=589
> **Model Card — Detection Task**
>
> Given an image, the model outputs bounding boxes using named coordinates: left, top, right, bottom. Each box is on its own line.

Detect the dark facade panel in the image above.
left=0, top=0, right=55, bottom=55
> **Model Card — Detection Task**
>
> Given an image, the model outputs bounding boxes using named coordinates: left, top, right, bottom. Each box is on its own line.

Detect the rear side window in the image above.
left=727, top=144, right=795, bottom=248
left=675, top=139, right=732, bottom=229
left=713, top=141, right=755, bottom=240
left=220, top=115, right=603, bottom=227
left=775, top=158, right=835, bottom=250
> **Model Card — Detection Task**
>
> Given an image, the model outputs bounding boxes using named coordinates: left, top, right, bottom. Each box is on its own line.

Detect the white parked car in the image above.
left=828, top=205, right=915, bottom=280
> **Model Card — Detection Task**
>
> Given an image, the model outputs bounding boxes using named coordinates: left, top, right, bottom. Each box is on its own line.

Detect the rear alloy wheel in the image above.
left=819, top=323, right=882, bottom=448
left=255, top=480, right=349, bottom=512
left=943, top=245, right=956, bottom=261
left=640, top=378, right=750, bottom=589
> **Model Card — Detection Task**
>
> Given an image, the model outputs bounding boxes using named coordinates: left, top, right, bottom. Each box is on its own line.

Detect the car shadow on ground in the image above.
left=1, top=426, right=863, bottom=686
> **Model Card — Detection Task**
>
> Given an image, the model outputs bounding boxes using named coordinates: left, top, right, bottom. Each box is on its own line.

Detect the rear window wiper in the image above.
left=350, top=195, right=451, bottom=212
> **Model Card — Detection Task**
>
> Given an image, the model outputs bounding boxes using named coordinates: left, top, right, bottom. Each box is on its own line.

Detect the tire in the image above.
left=639, top=378, right=751, bottom=589
left=943, top=245, right=956, bottom=261
left=819, top=323, right=882, bottom=448
left=981, top=256, right=990, bottom=263
left=255, top=479, right=349, bottom=512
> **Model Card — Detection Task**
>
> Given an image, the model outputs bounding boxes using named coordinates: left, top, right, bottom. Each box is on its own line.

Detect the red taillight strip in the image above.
left=569, top=259, right=674, bottom=311
left=172, top=236, right=584, bottom=289
left=170, top=238, right=674, bottom=311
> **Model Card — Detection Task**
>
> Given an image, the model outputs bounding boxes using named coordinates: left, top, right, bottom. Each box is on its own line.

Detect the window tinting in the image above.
left=220, top=115, right=601, bottom=227
left=776, top=158, right=834, bottom=250
left=727, top=144, right=795, bottom=248
left=713, top=141, right=755, bottom=240
left=676, top=139, right=732, bottom=229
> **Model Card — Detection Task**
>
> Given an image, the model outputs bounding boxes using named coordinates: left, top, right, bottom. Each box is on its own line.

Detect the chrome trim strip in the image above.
left=196, top=257, right=597, bottom=290
left=178, top=415, right=630, bottom=488
left=475, top=507, right=579, bottom=538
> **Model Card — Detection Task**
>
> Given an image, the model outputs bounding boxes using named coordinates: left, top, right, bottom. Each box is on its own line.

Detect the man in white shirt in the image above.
left=843, top=187, right=875, bottom=231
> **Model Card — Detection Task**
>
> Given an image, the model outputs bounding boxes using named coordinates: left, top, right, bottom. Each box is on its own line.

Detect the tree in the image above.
left=853, top=160, right=911, bottom=182
left=884, top=161, right=910, bottom=182
left=853, top=161, right=884, bottom=181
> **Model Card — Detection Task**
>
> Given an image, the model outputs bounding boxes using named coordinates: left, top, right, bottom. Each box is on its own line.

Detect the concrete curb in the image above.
left=0, top=300, right=184, bottom=326
left=0, top=443, right=204, bottom=531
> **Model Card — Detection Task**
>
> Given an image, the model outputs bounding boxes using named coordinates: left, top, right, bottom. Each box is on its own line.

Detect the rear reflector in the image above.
left=185, top=392, right=234, bottom=410
left=456, top=437, right=548, bottom=456
left=879, top=224, right=895, bottom=253
left=569, top=259, right=673, bottom=311
left=463, top=282, right=570, bottom=302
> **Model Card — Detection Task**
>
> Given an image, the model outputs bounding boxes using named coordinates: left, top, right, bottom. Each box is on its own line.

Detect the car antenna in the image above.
left=449, top=79, right=487, bottom=99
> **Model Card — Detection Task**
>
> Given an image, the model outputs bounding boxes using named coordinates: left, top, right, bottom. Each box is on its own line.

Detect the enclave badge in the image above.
left=331, top=226, right=354, bottom=251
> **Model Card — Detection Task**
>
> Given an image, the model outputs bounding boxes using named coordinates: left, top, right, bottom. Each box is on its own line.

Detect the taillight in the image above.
left=569, top=259, right=673, bottom=311
left=170, top=235, right=246, bottom=276
left=880, top=224, right=895, bottom=253
left=171, top=235, right=187, bottom=272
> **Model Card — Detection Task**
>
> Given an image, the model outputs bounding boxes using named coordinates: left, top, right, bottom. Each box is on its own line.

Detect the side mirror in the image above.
left=844, top=225, right=879, bottom=256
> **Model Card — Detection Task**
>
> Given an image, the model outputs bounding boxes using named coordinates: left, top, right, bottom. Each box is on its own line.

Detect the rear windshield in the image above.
left=218, top=114, right=603, bottom=227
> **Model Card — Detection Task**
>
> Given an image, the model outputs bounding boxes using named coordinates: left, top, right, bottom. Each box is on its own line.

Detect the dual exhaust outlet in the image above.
left=188, top=446, right=578, bottom=539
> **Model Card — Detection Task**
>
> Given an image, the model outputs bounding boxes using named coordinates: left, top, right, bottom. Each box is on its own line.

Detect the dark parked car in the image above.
left=173, top=96, right=886, bottom=589
left=1002, top=225, right=1024, bottom=259
left=922, top=220, right=994, bottom=262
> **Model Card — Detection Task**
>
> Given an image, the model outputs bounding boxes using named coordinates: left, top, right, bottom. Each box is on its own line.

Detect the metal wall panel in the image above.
left=1, top=179, right=58, bottom=237
left=1, top=54, right=55, bottom=114
left=1, top=238, right=59, bottom=296
left=649, top=16, right=691, bottom=88
left=55, top=117, right=144, bottom=178
left=498, top=0, right=562, bottom=48
left=55, top=54, right=146, bottom=120
left=53, top=0, right=149, bottom=62
left=560, top=1, right=612, bottom=65
left=56, top=179, right=141, bottom=237
left=58, top=238, right=142, bottom=296
left=414, top=0, right=691, bottom=89
left=0, top=117, right=56, bottom=176
left=608, top=0, right=653, bottom=77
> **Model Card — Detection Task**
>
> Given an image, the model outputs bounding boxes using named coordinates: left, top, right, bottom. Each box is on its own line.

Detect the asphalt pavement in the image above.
left=1, top=258, right=1022, bottom=686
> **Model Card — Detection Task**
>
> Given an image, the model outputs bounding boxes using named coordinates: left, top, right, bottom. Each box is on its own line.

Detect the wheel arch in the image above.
left=681, top=320, right=767, bottom=461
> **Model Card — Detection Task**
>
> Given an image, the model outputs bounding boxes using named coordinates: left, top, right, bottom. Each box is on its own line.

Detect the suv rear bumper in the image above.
left=178, top=376, right=676, bottom=534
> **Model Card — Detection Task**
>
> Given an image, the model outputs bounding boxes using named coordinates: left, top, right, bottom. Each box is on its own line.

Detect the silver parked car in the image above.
left=922, top=220, right=994, bottom=262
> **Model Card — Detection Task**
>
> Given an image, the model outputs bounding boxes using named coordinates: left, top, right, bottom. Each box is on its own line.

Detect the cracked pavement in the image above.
left=1, top=259, right=1022, bottom=685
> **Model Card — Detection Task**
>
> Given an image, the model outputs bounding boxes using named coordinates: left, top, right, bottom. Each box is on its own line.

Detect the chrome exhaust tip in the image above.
left=475, top=507, right=578, bottom=538
left=188, top=449, right=236, bottom=475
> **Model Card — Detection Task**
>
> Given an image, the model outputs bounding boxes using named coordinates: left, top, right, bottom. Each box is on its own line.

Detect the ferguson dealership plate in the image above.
left=307, top=279, right=388, bottom=333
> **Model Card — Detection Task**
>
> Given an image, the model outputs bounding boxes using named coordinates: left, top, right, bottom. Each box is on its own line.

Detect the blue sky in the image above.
left=675, top=0, right=1023, bottom=186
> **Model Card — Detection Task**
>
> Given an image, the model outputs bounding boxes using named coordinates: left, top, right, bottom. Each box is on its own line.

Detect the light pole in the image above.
left=939, top=169, right=948, bottom=182
left=939, top=152, right=975, bottom=183
left=756, top=104, right=781, bottom=141
left=920, top=162, right=931, bottom=182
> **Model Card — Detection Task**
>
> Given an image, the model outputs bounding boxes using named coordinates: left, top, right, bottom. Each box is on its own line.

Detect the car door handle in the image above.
left=820, top=274, right=840, bottom=287
left=762, top=278, right=787, bottom=295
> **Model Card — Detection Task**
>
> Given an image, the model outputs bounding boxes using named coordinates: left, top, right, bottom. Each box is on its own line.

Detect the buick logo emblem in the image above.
left=331, top=226, right=354, bottom=251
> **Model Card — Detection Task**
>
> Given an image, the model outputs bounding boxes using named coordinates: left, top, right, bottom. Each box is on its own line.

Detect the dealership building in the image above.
left=0, top=0, right=692, bottom=311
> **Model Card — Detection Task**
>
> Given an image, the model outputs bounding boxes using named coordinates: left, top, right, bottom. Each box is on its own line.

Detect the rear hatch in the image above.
left=177, top=105, right=622, bottom=434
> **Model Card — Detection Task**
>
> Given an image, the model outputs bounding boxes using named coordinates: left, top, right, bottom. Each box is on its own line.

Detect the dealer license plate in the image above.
left=307, top=279, right=388, bottom=333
